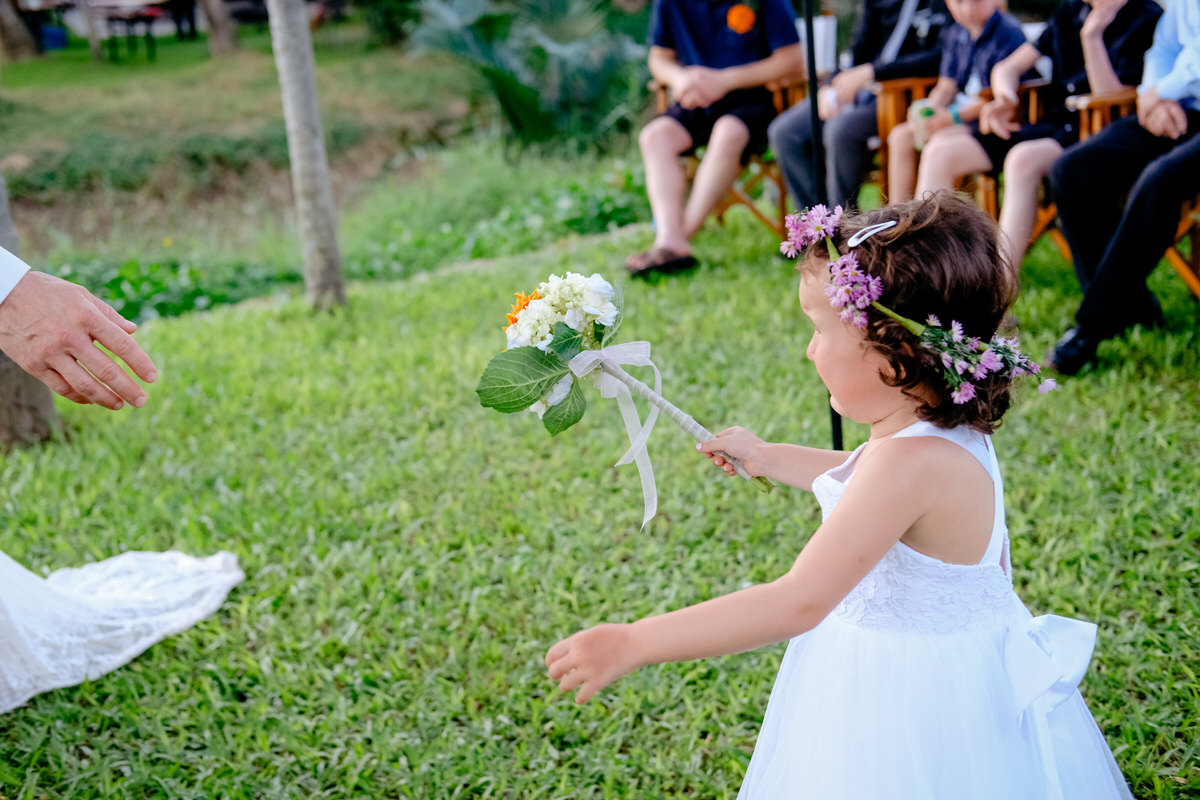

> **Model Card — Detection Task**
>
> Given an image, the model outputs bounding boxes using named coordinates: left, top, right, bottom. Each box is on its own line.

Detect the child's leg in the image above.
left=996, top=138, right=1062, bottom=271
left=886, top=121, right=917, bottom=204
left=639, top=116, right=695, bottom=254
left=682, top=114, right=751, bottom=240
left=915, top=128, right=992, bottom=197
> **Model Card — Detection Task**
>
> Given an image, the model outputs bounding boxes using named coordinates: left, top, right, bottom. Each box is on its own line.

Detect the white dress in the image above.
left=737, top=421, right=1132, bottom=800
left=0, top=549, right=243, bottom=714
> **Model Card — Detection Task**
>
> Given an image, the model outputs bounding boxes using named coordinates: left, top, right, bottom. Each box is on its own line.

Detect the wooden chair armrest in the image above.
left=1066, top=88, right=1138, bottom=113
left=649, top=75, right=807, bottom=115
left=869, top=75, right=940, bottom=97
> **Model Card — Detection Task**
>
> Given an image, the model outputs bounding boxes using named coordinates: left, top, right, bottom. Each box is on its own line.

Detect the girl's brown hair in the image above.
left=801, top=192, right=1019, bottom=434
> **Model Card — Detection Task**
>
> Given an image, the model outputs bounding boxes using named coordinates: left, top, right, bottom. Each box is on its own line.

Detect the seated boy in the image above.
left=1047, top=0, right=1200, bottom=375
left=625, top=0, right=803, bottom=276
left=916, top=0, right=1161, bottom=268
left=886, top=0, right=1028, bottom=204
left=768, top=0, right=949, bottom=213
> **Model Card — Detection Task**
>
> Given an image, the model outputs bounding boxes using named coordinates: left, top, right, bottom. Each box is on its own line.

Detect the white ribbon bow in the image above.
left=568, top=342, right=662, bottom=528
left=1003, top=614, right=1098, bottom=800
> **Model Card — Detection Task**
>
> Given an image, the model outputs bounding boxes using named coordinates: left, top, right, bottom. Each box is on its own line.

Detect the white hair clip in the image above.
left=846, top=220, right=898, bottom=247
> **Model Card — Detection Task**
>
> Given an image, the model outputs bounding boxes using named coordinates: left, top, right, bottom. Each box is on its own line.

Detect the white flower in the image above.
left=544, top=374, right=574, bottom=407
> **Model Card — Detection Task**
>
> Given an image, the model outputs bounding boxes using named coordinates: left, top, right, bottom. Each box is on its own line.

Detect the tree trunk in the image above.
left=196, top=0, right=238, bottom=55
left=0, top=0, right=37, bottom=63
left=0, top=174, right=59, bottom=450
left=79, top=0, right=104, bottom=62
left=265, top=0, right=345, bottom=310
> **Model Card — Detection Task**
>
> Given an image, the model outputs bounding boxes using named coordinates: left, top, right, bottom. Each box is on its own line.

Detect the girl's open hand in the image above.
left=697, top=426, right=767, bottom=477
left=545, top=623, right=641, bottom=704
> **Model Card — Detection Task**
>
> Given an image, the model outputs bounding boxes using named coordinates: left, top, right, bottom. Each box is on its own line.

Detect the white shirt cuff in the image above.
left=0, top=246, right=31, bottom=307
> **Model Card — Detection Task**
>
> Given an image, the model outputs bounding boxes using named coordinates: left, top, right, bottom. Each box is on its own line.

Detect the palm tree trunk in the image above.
left=79, top=0, right=105, bottom=61
left=265, top=0, right=345, bottom=310
left=0, top=173, right=59, bottom=450
left=0, top=0, right=37, bottom=63
left=196, top=0, right=238, bottom=55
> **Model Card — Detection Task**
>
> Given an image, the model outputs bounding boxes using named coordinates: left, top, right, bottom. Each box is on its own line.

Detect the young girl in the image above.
left=545, top=193, right=1132, bottom=799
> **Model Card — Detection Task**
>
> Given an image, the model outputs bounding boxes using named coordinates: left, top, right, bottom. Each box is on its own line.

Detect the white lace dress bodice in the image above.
left=736, top=421, right=1132, bottom=800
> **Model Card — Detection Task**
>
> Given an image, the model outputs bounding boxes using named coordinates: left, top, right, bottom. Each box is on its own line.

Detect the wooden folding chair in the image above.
left=872, top=75, right=940, bottom=202
left=649, top=76, right=806, bottom=238
left=1065, top=89, right=1200, bottom=299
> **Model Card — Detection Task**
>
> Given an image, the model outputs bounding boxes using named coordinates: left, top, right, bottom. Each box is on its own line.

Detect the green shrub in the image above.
left=355, top=0, right=421, bottom=44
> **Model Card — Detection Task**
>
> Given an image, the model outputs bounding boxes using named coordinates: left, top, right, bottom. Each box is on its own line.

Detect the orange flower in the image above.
left=505, top=290, right=540, bottom=329
left=727, top=3, right=755, bottom=34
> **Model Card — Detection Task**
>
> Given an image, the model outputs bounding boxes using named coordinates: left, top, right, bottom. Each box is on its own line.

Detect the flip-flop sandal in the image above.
left=624, top=246, right=697, bottom=277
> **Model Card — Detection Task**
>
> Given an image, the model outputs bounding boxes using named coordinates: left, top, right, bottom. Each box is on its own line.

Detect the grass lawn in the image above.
left=1, top=206, right=1197, bottom=797
left=1, top=22, right=1198, bottom=798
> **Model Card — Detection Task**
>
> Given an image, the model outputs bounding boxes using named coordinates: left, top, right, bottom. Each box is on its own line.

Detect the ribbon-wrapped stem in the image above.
left=596, top=361, right=774, bottom=494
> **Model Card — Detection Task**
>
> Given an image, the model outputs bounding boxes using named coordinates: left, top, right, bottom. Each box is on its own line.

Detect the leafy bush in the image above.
left=5, top=121, right=369, bottom=201
left=410, top=0, right=648, bottom=150
left=54, top=257, right=301, bottom=321
left=354, top=0, right=421, bottom=44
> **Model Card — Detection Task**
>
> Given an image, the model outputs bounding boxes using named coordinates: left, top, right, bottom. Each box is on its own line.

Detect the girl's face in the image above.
left=799, top=268, right=910, bottom=426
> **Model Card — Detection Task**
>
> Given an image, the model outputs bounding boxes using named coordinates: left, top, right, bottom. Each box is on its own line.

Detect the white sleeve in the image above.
left=0, top=245, right=31, bottom=307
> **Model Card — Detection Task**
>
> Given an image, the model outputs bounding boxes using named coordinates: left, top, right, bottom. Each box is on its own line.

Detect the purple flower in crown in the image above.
left=825, top=251, right=881, bottom=328
left=951, top=382, right=977, bottom=404
left=785, top=203, right=844, bottom=250
left=971, top=347, right=1004, bottom=380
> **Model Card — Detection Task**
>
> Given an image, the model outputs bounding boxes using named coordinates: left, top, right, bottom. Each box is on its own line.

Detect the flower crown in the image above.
left=782, top=205, right=1056, bottom=404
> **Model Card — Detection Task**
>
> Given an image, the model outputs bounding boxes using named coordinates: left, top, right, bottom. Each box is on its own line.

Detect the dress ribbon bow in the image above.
left=568, top=342, right=662, bottom=528
left=1003, top=614, right=1098, bottom=800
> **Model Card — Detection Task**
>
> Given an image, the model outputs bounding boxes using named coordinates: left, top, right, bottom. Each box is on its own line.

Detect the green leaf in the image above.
left=549, top=322, right=584, bottom=361
left=476, top=347, right=570, bottom=413
left=542, top=377, right=587, bottom=436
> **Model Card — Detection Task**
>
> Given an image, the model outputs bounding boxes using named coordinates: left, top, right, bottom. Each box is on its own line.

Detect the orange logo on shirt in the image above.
left=727, top=3, right=756, bottom=34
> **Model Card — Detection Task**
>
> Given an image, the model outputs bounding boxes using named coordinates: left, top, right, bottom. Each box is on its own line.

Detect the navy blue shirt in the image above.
left=1027, top=0, right=1162, bottom=128
left=649, top=0, right=800, bottom=70
left=940, top=9, right=1028, bottom=95
left=1038, top=0, right=1162, bottom=97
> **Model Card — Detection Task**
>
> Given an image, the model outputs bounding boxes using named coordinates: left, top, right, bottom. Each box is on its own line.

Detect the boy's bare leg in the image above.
left=682, top=115, right=750, bottom=240
left=886, top=121, right=918, bottom=204
left=915, top=128, right=992, bottom=197
left=997, top=138, right=1063, bottom=270
left=639, top=117, right=694, bottom=255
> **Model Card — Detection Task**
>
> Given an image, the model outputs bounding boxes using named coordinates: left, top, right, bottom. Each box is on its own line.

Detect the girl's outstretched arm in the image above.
left=696, top=426, right=848, bottom=491
left=548, top=435, right=955, bottom=704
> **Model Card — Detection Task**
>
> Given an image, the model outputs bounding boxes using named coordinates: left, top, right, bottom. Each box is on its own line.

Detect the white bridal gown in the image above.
left=737, top=421, right=1132, bottom=800
left=0, top=548, right=243, bottom=713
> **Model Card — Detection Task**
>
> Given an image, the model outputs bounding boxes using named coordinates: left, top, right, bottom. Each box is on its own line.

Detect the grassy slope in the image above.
left=1, top=211, right=1197, bottom=798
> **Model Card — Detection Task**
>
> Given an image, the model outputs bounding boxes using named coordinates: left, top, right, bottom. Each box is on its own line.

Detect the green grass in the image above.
left=1, top=208, right=1197, bottom=798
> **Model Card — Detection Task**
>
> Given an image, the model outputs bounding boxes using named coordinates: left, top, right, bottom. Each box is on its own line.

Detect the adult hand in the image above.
left=674, top=66, right=727, bottom=109
left=831, top=63, right=874, bottom=108
left=979, top=95, right=1020, bottom=138
left=0, top=271, right=158, bottom=409
left=1138, top=87, right=1187, bottom=139
left=697, top=426, right=768, bottom=478
left=1080, top=0, right=1127, bottom=40
left=818, top=85, right=840, bottom=121
left=546, top=623, right=641, bottom=704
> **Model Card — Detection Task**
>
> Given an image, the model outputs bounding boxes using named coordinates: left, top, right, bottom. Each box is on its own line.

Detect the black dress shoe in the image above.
left=1129, top=294, right=1165, bottom=330
left=1047, top=327, right=1101, bottom=376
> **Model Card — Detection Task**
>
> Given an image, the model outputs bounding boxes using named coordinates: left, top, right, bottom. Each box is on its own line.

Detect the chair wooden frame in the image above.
left=649, top=76, right=805, bottom=238
left=874, top=77, right=1071, bottom=259
left=1065, top=88, right=1200, bottom=299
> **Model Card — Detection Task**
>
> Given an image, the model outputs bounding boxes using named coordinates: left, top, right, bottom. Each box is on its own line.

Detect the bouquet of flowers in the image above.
left=476, top=272, right=771, bottom=526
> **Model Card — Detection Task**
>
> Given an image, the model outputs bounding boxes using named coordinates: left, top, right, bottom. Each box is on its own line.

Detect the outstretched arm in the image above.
left=547, top=436, right=941, bottom=703
left=697, top=426, right=848, bottom=491
left=0, top=253, right=158, bottom=409
left=980, top=43, right=1042, bottom=139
